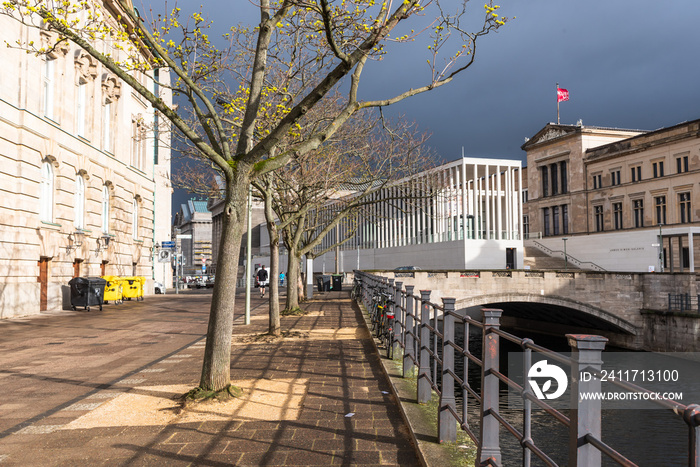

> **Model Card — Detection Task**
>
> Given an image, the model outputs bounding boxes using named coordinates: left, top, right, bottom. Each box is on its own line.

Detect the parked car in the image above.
left=205, top=276, right=215, bottom=288
left=154, top=281, right=165, bottom=294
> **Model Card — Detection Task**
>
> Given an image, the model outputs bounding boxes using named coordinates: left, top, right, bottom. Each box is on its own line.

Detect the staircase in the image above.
left=523, top=246, right=579, bottom=270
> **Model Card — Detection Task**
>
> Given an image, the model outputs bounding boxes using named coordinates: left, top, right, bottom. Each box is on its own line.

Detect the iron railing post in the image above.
left=404, top=285, right=415, bottom=377
left=418, top=290, right=432, bottom=404
left=439, top=298, right=457, bottom=443
left=394, top=281, right=403, bottom=358
left=479, top=309, right=502, bottom=465
left=683, top=404, right=700, bottom=467
left=567, top=334, right=608, bottom=467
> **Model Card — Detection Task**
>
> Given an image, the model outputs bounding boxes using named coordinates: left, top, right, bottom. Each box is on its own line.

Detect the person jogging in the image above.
left=256, top=265, right=269, bottom=298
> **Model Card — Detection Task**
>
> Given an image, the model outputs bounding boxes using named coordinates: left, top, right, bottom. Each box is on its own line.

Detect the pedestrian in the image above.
left=256, top=265, right=269, bottom=298
left=279, top=271, right=285, bottom=287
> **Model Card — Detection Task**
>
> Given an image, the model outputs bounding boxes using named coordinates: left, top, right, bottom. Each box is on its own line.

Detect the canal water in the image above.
left=446, top=325, right=696, bottom=466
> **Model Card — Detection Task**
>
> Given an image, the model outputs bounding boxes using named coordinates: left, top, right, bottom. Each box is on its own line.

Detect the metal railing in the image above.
left=354, top=270, right=700, bottom=467
left=668, top=293, right=700, bottom=312
left=532, top=240, right=607, bottom=271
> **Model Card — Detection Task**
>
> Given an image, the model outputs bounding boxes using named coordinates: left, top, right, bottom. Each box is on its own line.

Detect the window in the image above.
left=633, top=199, right=644, bottom=228
left=611, top=170, right=621, bottom=186
left=522, top=189, right=528, bottom=203
left=76, top=81, right=86, bottom=136
left=655, top=196, right=666, bottom=225
left=543, top=207, right=550, bottom=236
left=593, top=174, right=602, bottom=189
left=40, top=161, right=54, bottom=222
left=560, top=161, right=568, bottom=194
left=677, top=155, right=689, bottom=173
left=631, top=166, right=641, bottom=182
left=42, top=58, right=55, bottom=120
left=613, top=202, right=623, bottom=230
left=594, top=205, right=604, bottom=232
left=102, top=101, right=112, bottom=152
left=132, top=197, right=139, bottom=240
left=653, top=161, right=664, bottom=178
left=523, top=215, right=529, bottom=237
left=74, top=175, right=85, bottom=230
left=552, top=206, right=560, bottom=235
left=562, top=205, right=569, bottom=234
left=541, top=166, right=549, bottom=197
left=679, top=192, right=691, bottom=224
left=101, top=185, right=110, bottom=233
left=101, top=74, right=121, bottom=153
left=551, top=163, right=558, bottom=195
left=131, top=117, right=146, bottom=170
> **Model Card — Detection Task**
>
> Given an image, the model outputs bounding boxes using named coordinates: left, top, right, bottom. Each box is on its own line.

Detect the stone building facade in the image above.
left=523, top=119, right=700, bottom=272
left=0, top=4, right=172, bottom=318
left=173, top=200, right=213, bottom=276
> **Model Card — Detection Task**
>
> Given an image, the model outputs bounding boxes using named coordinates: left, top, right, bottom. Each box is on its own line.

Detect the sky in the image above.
left=166, top=0, right=700, bottom=215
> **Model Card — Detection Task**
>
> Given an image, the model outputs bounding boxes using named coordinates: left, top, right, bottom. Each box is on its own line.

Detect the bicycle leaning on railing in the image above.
left=358, top=278, right=396, bottom=359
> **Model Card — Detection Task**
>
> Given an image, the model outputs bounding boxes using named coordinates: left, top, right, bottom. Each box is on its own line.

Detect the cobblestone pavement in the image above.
left=0, top=290, right=419, bottom=466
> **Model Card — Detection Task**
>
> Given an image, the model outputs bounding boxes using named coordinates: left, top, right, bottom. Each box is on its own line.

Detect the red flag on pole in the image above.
left=557, top=88, right=569, bottom=103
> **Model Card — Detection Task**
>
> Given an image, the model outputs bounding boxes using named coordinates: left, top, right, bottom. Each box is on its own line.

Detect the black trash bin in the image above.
left=331, top=274, right=343, bottom=291
left=68, top=277, right=107, bottom=311
left=316, top=275, right=331, bottom=292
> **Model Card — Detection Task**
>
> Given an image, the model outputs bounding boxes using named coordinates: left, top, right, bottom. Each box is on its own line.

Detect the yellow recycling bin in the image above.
left=120, top=276, right=145, bottom=301
left=102, top=275, right=123, bottom=305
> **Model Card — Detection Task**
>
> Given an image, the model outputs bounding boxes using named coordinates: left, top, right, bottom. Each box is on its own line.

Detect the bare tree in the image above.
left=3, top=0, right=511, bottom=394
left=272, top=115, right=434, bottom=312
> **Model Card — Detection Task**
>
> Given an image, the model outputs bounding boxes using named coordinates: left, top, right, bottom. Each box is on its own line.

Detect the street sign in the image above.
left=176, top=234, right=192, bottom=239
left=158, top=250, right=172, bottom=263
left=161, top=241, right=175, bottom=249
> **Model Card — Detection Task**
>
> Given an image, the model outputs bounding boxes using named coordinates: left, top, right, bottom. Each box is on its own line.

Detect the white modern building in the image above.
left=0, top=2, right=172, bottom=318
left=255, top=157, right=525, bottom=274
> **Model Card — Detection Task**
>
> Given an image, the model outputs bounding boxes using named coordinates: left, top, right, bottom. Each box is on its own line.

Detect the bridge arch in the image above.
left=455, top=293, right=638, bottom=335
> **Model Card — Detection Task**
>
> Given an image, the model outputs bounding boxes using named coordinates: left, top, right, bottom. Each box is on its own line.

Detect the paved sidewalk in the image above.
left=0, top=290, right=420, bottom=466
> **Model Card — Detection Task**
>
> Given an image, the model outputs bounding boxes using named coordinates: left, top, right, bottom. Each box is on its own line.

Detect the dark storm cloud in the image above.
left=163, top=0, right=700, bottom=214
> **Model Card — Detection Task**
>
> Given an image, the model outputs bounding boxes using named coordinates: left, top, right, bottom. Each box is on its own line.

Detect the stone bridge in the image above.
left=365, top=269, right=700, bottom=351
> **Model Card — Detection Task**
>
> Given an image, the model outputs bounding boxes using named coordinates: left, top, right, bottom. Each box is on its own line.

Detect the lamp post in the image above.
left=562, top=237, right=569, bottom=270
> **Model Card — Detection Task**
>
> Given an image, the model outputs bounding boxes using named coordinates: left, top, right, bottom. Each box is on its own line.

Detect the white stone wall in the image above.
left=0, top=13, right=172, bottom=318
left=531, top=227, right=700, bottom=272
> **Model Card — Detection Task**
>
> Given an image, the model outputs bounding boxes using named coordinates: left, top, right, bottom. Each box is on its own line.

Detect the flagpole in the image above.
left=556, top=82, right=560, bottom=125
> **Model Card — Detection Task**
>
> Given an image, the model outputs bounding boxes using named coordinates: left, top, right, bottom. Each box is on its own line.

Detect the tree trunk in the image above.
left=285, top=249, right=302, bottom=311
left=267, top=221, right=281, bottom=336
left=199, top=173, right=248, bottom=391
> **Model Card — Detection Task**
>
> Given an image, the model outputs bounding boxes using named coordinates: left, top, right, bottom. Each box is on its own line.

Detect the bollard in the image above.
left=403, top=285, right=415, bottom=377
left=478, top=309, right=502, bottom=465
left=439, top=298, right=457, bottom=443
left=567, top=334, right=607, bottom=467
left=418, top=290, right=432, bottom=404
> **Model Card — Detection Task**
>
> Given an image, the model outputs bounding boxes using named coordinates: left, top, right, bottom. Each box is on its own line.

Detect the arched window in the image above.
left=101, top=184, right=110, bottom=233
left=132, top=197, right=139, bottom=240
left=74, top=175, right=85, bottom=230
left=40, top=161, right=54, bottom=222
